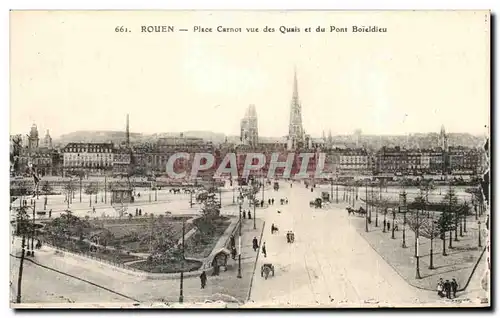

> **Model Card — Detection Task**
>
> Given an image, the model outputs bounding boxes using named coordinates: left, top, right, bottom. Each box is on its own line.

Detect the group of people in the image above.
left=242, top=209, right=252, bottom=219
left=382, top=219, right=399, bottom=232
left=286, top=231, right=295, bottom=243
left=279, top=198, right=289, bottom=205
left=437, top=278, right=459, bottom=299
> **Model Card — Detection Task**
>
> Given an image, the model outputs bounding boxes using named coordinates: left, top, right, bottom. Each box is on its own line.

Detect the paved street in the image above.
left=10, top=180, right=486, bottom=307
left=248, top=181, right=439, bottom=307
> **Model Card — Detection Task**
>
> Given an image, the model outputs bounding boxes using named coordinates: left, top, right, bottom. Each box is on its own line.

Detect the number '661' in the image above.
left=115, top=26, right=128, bottom=32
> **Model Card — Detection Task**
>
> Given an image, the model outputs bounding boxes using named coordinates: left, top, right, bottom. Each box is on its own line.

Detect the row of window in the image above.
left=65, top=147, right=113, bottom=153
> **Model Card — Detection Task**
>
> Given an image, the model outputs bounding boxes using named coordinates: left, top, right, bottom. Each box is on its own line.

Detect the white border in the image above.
left=2, top=1, right=498, bottom=317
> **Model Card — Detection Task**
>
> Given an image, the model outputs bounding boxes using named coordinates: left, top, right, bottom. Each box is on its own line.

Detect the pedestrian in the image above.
left=139, top=209, right=142, bottom=216
left=231, top=246, right=237, bottom=260
left=248, top=210, right=252, bottom=219
left=252, top=236, right=259, bottom=252
left=444, top=280, right=451, bottom=299
left=271, top=198, right=274, bottom=205
left=261, top=200, right=264, bottom=208
left=136, top=208, right=138, bottom=216
left=243, top=210, right=246, bottom=219
left=387, top=222, right=391, bottom=231
left=285, top=198, right=288, bottom=204
left=383, top=219, right=386, bottom=230
left=437, top=278, right=444, bottom=297
left=451, top=278, right=458, bottom=298
left=200, top=271, right=207, bottom=289
left=230, top=235, right=235, bottom=249
left=48, top=209, right=52, bottom=218
left=286, top=231, right=291, bottom=243
left=262, top=242, right=267, bottom=257
left=268, top=199, right=271, bottom=205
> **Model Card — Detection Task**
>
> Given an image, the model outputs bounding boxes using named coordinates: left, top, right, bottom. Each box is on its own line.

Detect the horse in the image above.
left=271, top=224, right=279, bottom=234
left=261, top=264, right=275, bottom=280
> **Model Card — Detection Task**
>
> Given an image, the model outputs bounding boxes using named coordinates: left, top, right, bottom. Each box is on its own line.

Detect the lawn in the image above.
left=42, top=235, right=143, bottom=265
left=184, top=216, right=232, bottom=259
left=39, top=214, right=195, bottom=264
left=92, top=216, right=194, bottom=253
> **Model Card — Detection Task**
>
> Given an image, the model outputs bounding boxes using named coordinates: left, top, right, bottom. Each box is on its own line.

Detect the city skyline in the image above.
left=10, top=11, right=490, bottom=139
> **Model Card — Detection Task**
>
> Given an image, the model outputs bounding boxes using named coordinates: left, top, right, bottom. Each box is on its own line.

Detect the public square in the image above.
left=10, top=179, right=489, bottom=307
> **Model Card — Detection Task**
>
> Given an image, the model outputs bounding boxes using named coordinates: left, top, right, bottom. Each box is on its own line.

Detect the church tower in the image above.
left=240, top=104, right=259, bottom=146
left=43, top=130, right=52, bottom=149
left=28, top=124, right=39, bottom=152
left=288, top=67, right=304, bottom=150
left=439, top=125, right=448, bottom=151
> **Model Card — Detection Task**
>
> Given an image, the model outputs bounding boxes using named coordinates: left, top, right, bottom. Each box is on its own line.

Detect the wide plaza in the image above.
left=10, top=178, right=489, bottom=307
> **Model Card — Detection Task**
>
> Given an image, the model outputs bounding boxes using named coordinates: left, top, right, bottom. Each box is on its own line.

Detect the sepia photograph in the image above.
left=8, top=10, right=490, bottom=308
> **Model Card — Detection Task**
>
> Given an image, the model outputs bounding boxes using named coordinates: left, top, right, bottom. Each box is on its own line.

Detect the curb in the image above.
left=246, top=220, right=266, bottom=302
left=460, top=245, right=487, bottom=292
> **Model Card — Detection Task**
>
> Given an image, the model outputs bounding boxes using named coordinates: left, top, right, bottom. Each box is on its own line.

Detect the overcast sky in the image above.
left=10, top=11, right=490, bottom=138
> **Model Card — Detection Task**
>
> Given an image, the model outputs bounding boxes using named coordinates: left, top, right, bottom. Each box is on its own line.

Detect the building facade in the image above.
left=62, top=142, right=114, bottom=176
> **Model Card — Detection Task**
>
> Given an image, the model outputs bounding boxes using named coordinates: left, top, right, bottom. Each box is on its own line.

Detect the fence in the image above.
left=44, top=241, right=143, bottom=272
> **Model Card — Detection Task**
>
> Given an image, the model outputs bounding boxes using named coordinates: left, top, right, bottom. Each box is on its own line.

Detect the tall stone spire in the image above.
left=288, top=67, right=304, bottom=149
left=126, top=114, right=130, bottom=148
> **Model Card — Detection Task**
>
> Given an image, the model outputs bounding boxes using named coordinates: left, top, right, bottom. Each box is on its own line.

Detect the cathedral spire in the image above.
left=288, top=66, right=304, bottom=149
left=293, top=65, right=299, bottom=100
left=126, top=114, right=130, bottom=148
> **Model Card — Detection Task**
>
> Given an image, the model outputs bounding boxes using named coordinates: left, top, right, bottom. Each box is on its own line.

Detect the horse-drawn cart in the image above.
left=309, top=198, right=322, bottom=208
left=261, top=263, right=275, bottom=280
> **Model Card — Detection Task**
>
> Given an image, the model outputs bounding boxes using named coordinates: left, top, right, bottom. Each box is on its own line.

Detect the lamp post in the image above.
left=383, top=208, right=387, bottom=233
left=253, top=192, right=256, bottom=230
left=401, top=207, right=407, bottom=248
left=391, top=209, right=396, bottom=239
left=79, top=175, right=82, bottom=203
left=415, top=207, right=421, bottom=279
left=330, top=178, right=333, bottom=203
left=16, top=235, right=26, bottom=303
left=237, top=194, right=242, bottom=279
left=478, top=220, right=482, bottom=248
left=336, top=177, right=339, bottom=204
left=429, top=210, right=436, bottom=269
left=365, top=181, right=368, bottom=232
left=179, top=220, right=185, bottom=303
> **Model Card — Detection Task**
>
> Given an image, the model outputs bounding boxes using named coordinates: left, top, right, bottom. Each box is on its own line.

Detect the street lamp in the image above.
left=237, top=193, right=243, bottom=279
left=382, top=208, right=387, bottom=233
left=478, top=220, right=482, bottom=248
left=252, top=190, right=257, bottom=230
left=401, top=207, right=407, bottom=248
left=391, top=209, right=396, bottom=239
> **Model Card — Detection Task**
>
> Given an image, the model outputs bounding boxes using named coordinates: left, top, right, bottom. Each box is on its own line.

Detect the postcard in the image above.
left=9, top=10, right=490, bottom=308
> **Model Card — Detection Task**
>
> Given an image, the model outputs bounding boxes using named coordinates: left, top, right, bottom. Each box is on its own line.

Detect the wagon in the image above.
left=260, top=263, right=275, bottom=280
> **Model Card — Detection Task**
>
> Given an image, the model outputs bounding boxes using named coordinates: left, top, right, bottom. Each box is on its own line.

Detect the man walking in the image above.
left=262, top=242, right=267, bottom=257
left=252, top=236, right=259, bottom=252
left=200, top=271, right=207, bottom=289
left=444, top=279, right=451, bottom=299
left=451, top=278, right=458, bottom=298
left=230, top=235, right=235, bottom=249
